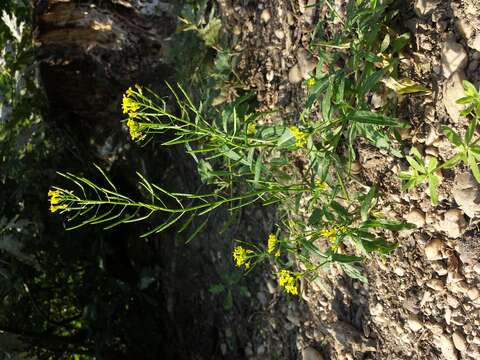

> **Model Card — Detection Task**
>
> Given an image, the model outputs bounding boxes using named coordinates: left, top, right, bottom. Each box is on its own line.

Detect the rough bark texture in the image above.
left=35, top=0, right=175, bottom=156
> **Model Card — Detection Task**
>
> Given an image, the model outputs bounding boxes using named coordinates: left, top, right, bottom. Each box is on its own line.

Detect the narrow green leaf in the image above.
left=441, top=153, right=463, bottom=169
left=427, top=156, right=438, bottom=173
left=322, top=79, right=334, bottom=121
left=391, top=33, right=410, bottom=53
left=360, top=187, right=376, bottom=222
left=468, top=151, right=480, bottom=183
left=276, top=128, right=296, bottom=148
left=463, top=80, right=478, bottom=98
left=330, top=201, right=350, bottom=222
left=340, top=263, right=368, bottom=283
left=253, top=152, right=262, bottom=187
left=406, top=156, right=424, bottom=173
left=409, top=147, right=423, bottom=161
left=331, top=254, right=363, bottom=263
left=360, top=219, right=416, bottom=231
left=428, top=174, right=439, bottom=205
left=465, top=117, right=477, bottom=145
left=442, top=126, right=463, bottom=146
left=209, top=284, right=225, bottom=294
left=308, top=208, right=323, bottom=226
left=380, top=33, right=390, bottom=52
left=359, top=69, right=385, bottom=98
left=361, top=238, right=397, bottom=254
left=351, top=111, right=399, bottom=126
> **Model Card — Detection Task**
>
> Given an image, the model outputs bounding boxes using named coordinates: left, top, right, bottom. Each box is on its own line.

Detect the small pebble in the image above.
left=427, top=278, right=444, bottom=291
left=407, top=315, right=423, bottom=332
left=405, top=209, right=426, bottom=228
left=434, top=333, right=459, bottom=360
left=452, top=331, right=467, bottom=352
left=424, top=239, right=444, bottom=260
left=288, top=64, right=303, bottom=84
left=302, top=347, right=324, bottom=360
left=467, top=287, right=480, bottom=301
left=260, top=9, right=271, bottom=23
left=274, top=29, right=285, bottom=40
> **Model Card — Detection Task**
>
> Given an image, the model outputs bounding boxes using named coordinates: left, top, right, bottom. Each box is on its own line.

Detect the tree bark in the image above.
left=35, top=0, right=176, bottom=155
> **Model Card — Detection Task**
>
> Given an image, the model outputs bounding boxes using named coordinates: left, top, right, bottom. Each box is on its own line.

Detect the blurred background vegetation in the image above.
left=0, top=0, right=238, bottom=358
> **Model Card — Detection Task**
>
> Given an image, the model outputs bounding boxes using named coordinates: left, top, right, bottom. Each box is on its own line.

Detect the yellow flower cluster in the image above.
left=247, top=122, right=256, bottom=135
left=267, top=234, right=280, bottom=257
left=127, top=118, right=145, bottom=141
left=306, top=78, right=316, bottom=87
left=320, top=225, right=348, bottom=243
left=232, top=246, right=253, bottom=269
left=48, top=189, right=67, bottom=213
left=278, top=269, right=298, bottom=295
left=122, top=94, right=140, bottom=117
left=315, top=180, right=327, bottom=190
left=289, top=126, right=308, bottom=148
left=122, top=85, right=145, bottom=141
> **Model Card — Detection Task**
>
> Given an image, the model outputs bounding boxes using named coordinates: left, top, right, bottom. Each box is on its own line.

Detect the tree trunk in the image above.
left=35, top=0, right=176, bottom=155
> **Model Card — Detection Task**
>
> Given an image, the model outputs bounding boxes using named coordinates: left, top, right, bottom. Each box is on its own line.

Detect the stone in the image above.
left=296, top=48, right=316, bottom=79
left=265, top=279, right=276, bottom=294
left=414, top=0, right=439, bottom=17
left=437, top=208, right=466, bottom=238
left=371, top=91, right=387, bottom=109
left=407, top=314, right=423, bottom=332
left=448, top=280, right=469, bottom=294
left=425, top=239, right=444, bottom=260
left=456, top=18, right=475, bottom=40
left=260, top=9, right=271, bottom=23
left=432, top=261, right=448, bottom=276
left=274, top=29, right=285, bottom=40
left=369, top=302, right=383, bottom=316
left=446, top=295, right=460, bottom=309
left=286, top=310, right=301, bottom=327
left=302, top=347, right=324, bottom=360
left=427, top=278, right=445, bottom=291
left=404, top=209, right=426, bottom=227
left=425, top=146, right=439, bottom=157
left=467, top=287, right=480, bottom=301
left=452, top=172, right=480, bottom=218
left=452, top=331, right=467, bottom=352
left=441, top=40, right=468, bottom=78
left=288, top=65, right=303, bottom=84
left=470, top=35, right=480, bottom=52
left=443, top=71, right=467, bottom=123
left=256, top=291, right=267, bottom=306
left=394, top=266, right=405, bottom=276
left=434, top=333, right=459, bottom=360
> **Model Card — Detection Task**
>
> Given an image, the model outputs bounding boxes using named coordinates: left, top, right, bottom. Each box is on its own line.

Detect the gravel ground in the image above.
left=202, top=1, right=480, bottom=359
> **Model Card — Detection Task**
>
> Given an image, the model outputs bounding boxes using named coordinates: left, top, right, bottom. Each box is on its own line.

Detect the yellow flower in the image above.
left=320, top=228, right=337, bottom=242
left=125, top=86, right=134, bottom=97
left=321, top=225, right=348, bottom=243
left=247, top=123, right=256, bottom=135
left=232, top=246, right=253, bottom=269
left=315, top=180, right=327, bottom=190
left=267, top=233, right=277, bottom=254
left=278, top=269, right=298, bottom=295
left=289, top=126, right=308, bottom=148
left=122, top=93, right=140, bottom=117
left=306, top=78, right=316, bottom=87
left=48, top=189, right=67, bottom=213
left=127, top=118, right=145, bottom=141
